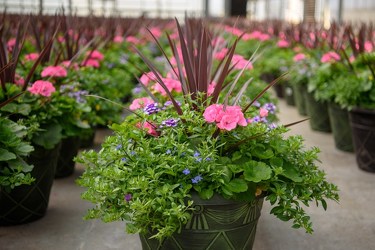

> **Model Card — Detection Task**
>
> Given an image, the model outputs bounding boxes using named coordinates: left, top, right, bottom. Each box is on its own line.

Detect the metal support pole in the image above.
left=338, top=0, right=343, bottom=23
left=39, top=0, right=43, bottom=15
left=204, top=0, right=210, bottom=17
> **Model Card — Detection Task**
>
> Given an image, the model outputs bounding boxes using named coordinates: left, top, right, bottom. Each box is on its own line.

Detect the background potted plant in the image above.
left=76, top=20, right=339, bottom=249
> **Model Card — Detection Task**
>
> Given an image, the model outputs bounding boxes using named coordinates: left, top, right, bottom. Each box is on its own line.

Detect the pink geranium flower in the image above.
left=137, top=121, right=159, bottom=137
left=152, top=78, right=182, bottom=96
left=214, top=48, right=228, bottom=60
left=149, top=27, right=162, bottom=39
left=82, top=59, right=100, bottom=68
left=293, top=53, right=306, bottom=62
left=87, top=50, right=104, bottom=61
left=28, top=80, right=55, bottom=97
left=277, top=40, right=290, bottom=48
left=204, top=104, right=247, bottom=131
left=113, top=35, right=124, bottom=43
left=321, top=51, right=341, bottom=63
left=126, top=36, right=140, bottom=44
left=140, top=72, right=158, bottom=86
left=14, top=74, right=25, bottom=86
left=41, top=65, right=68, bottom=78
left=7, top=38, right=16, bottom=51
left=259, top=108, right=269, bottom=117
left=365, top=41, right=373, bottom=52
left=207, top=82, right=216, bottom=96
left=129, top=97, right=155, bottom=110
left=24, top=53, right=39, bottom=62
left=232, top=54, right=253, bottom=70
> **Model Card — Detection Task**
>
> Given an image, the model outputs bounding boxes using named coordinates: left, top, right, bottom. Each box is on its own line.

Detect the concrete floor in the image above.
left=1, top=99, right=375, bottom=250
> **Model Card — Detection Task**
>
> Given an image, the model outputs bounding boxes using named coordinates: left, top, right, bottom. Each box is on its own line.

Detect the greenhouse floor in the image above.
left=1, top=99, right=375, bottom=250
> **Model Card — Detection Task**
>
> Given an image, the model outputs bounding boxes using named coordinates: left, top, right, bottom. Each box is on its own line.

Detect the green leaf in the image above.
left=14, top=144, right=34, bottom=156
left=1, top=103, right=31, bottom=115
left=244, top=161, right=272, bottom=183
left=270, top=157, right=283, bottom=168
left=281, top=162, right=303, bottom=182
left=225, top=178, right=248, bottom=193
left=33, top=123, right=63, bottom=149
left=198, top=188, right=214, bottom=199
left=0, top=149, right=17, bottom=161
left=252, top=146, right=274, bottom=159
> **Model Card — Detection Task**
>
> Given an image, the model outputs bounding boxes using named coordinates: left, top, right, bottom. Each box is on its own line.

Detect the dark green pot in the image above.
left=292, top=84, right=307, bottom=116
left=283, top=82, right=295, bottom=106
left=349, top=108, right=375, bottom=172
left=80, top=129, right=96, bottom=149
left=55, top=136, right=81, bottom=178
left=140, top=193, right=264, bottom=250
left=304, top=91, right=331, bottom=132
left=327, top=103, right=354, bottom=152
left=0, top=142, right=61, bottom=225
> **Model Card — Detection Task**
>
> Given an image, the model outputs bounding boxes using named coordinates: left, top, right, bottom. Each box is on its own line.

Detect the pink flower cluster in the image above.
left=232, top=54, right=253, bottom=70
left=277, top=40, right=290, bottom=48
left=203, top=104, right=247, bottom=131
left=24, top=53, right=39, bottom=62
left=136, top=121, right=159, bottom=137
left=28, top=80, right=56, bottom=97
left=152, top=78, right=182, bottom=96
left=242, top=31, right=270, bottom=41
left=321, top=51, right=341, bottom=63
left=293, top=53, right=306, bottom=62
left=82, top=50, right=104, bottom=68
left=129, top=97, right=154, bottom=110
left=41, top=65, right=68, bottom=78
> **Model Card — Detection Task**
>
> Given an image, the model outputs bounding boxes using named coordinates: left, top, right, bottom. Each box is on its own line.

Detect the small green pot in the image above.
left=292, top=84, right=307, bottom=116
left=140, top=193, right=264, bottom=250
left=327, top=102, right=353, bottom=152
left=304, top=91, right=331, bottom=132
left=0, top=142, right=61, bottom=225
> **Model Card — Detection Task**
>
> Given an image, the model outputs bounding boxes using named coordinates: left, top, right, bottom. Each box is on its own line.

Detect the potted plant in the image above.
left=76, top=20, right=339, bottom=249
left=333, top=53, right=375, bottom=171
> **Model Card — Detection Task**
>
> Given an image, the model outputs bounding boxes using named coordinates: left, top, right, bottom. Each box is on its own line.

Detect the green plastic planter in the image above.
left=292, top=84, right=307, bottom=116
left=327, top=103, right=354, bottom=152
left=140, top=193, right=264, bottom=250
left=304, top=91, right=331, bottom=132
left=349, top=108, right=375, bottom=172
left=0, top=142, right=61, bottom=225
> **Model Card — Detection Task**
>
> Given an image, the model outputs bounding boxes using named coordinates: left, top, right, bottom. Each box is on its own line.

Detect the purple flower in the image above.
left=268, top=123, right=277, bottom=130
left=144, top=103, right=160, bottom=115
left=193, top=151, right=200, bottom=157
left=182, top=168, right=190, bottom=175
left=206, top=157, right=212, bottom=161
left=132, top=85, right=143, bottom=95
left=161, top=118, right=180, bottom=128
left=121, top=157, right=127, bottom=162
left=252, top=101, right=261, bottom=107
left=124, top=193, right=132, bottom=202
left=166, top=149, right=172, bottom=154
left=163, top=100, right=181, bottom=107
left=116, top=144, right=122, bottom=150
left=263, top=103, right=276, bottom=114
left=191, top=175, right=203, bottom=184
left=252, top=116, right=261, bottom=123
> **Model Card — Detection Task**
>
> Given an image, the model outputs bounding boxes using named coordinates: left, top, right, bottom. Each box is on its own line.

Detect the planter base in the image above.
left=349, top=108, right=375, bottom=172
left=328, top=103, right=353, bottom=152
left=140, top=194, right=263, bottom=250
left=0, top=143, right=60, bottom=225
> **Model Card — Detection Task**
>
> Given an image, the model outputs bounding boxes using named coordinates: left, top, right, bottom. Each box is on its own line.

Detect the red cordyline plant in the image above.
left=0, top=17, right=56, bottom=108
